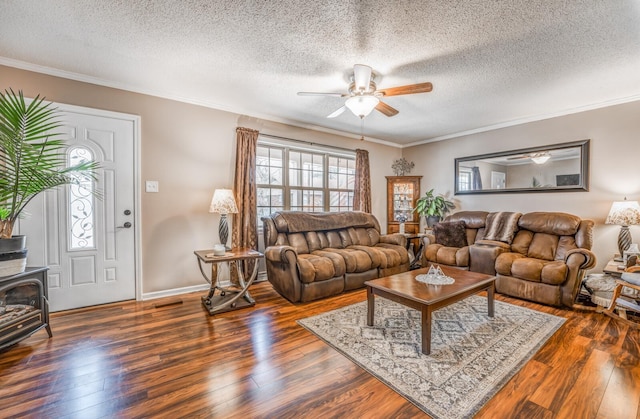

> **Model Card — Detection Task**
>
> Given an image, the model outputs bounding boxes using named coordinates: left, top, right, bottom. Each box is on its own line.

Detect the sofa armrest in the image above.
left=379, top=233, right=408, bottom=248
left=421, top=233, right=436, bottom=246
left=565, top=248, right=597, bottom=271
left=469, top=240, right=511, bottom=275
left=560, top=248, right=597, bottom=307
left=263, top=245, right=303, bottom=302
left=473, top=239, right=511, bottom=250
left=264, top=245, right=298, bottom=264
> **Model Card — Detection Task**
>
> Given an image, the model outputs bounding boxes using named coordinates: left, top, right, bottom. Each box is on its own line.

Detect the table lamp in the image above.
left=605, top=198, right=640, bottom=259
left=209, top=189, right=239, bottom=250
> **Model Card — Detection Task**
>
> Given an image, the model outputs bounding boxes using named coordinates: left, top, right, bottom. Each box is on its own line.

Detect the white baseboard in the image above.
left=142, top=283, right=210, bottom=301
left=141, top=271, right=269, bottom=301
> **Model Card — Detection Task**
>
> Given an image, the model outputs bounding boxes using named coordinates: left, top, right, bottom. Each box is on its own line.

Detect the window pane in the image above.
left=289, top=151, right=300, bottom=169
left=269, top=167, right=282, bottom=185
left=68, top=147, right=95, bottom=250
left=270, top=148, right=283, bottom=167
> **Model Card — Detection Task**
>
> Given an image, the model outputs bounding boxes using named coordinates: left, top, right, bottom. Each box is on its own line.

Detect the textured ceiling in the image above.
left=1, top=1, right=639, bottom=146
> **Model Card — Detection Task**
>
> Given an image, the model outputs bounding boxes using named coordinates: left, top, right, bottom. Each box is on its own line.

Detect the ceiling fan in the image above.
left=297, top=64, right=433, bottom=119
left=507, top=152, right=551, bottom=164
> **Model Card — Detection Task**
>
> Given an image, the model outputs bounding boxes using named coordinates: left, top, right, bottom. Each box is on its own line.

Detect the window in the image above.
left=458, top=168, right=472, bottom=192
left=68, top=147, right=95, bottom=249
left=257, top=141, right=355, bottom=220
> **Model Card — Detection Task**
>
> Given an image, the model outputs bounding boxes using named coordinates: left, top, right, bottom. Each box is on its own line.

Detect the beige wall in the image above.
left=1, top=65, right=402, bottom=295
left=403, top=100, right=640, bottom=271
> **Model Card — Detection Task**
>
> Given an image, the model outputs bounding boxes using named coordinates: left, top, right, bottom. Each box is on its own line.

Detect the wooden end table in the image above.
left=365, top=265, right=496, bottom=355
left=194, top=248, right=263, bottom=315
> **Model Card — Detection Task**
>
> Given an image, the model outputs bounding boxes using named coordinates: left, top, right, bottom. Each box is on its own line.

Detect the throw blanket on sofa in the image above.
left=483, top=212, right=522, bottom=243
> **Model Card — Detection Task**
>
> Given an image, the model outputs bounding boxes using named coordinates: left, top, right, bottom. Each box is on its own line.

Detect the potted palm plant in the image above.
left=414, top=189, right=455, bottom=227
left=0, top=89, right=99, bottom=276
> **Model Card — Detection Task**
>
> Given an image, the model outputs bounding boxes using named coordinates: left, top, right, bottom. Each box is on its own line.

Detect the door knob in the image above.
left=117, top=222, right=132, bottom=229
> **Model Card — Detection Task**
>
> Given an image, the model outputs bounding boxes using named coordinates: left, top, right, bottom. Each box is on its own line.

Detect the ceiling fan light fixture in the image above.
left=531, top=153, right=551, bottom=164
left=345, top=95, right=379, bottom=118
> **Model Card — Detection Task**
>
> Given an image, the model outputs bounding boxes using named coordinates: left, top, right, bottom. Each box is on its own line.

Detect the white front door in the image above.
left=19, top=105, right=139, bottom=312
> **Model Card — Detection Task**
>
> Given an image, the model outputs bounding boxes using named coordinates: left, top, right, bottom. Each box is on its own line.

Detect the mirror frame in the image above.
left=454, top=139, right=590, bottom=195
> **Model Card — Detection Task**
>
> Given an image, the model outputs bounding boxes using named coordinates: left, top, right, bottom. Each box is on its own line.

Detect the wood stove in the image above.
left=0, top=267, right=51, bottom=351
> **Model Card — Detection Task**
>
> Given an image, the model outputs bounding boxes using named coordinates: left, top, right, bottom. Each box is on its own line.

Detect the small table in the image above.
left=402, top=233, right=426, bottom=270
left=603, top=258, right=625, bottom=277
left=194, top=248, right=263, bottom=315
left=365, top=265, right=496, bottom=355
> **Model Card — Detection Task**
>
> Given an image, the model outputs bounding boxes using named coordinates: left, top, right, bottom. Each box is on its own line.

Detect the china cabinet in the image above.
left=386, top=176, right=422, bottom=234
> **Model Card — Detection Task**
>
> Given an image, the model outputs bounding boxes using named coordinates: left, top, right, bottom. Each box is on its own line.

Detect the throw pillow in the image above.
left=433, top=221, right=468, bottom=248
left=483, top=211, right=522, bottom=243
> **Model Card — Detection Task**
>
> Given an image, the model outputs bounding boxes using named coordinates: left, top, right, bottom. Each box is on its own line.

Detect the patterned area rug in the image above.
left=298, top=295, right=565, bottom=418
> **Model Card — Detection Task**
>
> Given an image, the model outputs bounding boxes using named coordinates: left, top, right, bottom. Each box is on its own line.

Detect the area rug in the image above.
left=298, top=295, right=565, bottom=418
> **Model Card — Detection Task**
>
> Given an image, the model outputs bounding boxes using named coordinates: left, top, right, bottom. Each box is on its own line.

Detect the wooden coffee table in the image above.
left=365, top=265, right=496, bottom=355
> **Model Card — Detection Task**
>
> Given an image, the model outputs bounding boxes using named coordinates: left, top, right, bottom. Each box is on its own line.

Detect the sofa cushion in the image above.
left=556, top=236, right=578, bottom=260
left=288, top=233, right=310, bottom=254
left=518, top=212, right=581, bottom=235
left=511, top=230, right=534, bottom=255
left=326, top=231, right=344, bottom=249
left=528, top=233, right=559, bottom=261
left=540, top=261, right=568, bottom=285
left=510, top=257, right=545, bottom=282
left=495, top=252, right=526, bottom=275
left=297, top=254, right=339, bottom=283
left=433, top=221, right=468, bottom=248
left=374, top=243, right=410, bottom=267
left=348, top=245, right=384, bottom=268
left=316, top=248, right=373, bottom=273
left=483, top=212, right=522, bottom=243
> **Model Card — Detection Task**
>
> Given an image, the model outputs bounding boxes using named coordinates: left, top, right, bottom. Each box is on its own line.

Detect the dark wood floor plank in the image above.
left=528, top=333, right=594, bottom=411
left=555, top=348, right=614, bottom=418
left=597, top=350, right=640, bottom=419
left=1, top=281, right=638, bottom=418
left=475, top=359, right=550, bottom=418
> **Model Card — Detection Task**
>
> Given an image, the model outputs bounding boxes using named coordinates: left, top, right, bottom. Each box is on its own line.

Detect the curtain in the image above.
left=471, top=166, right=482, bottom=190
left=353, top=148, right=372, bottom=213
left=231, top=127, right=259, bottom=280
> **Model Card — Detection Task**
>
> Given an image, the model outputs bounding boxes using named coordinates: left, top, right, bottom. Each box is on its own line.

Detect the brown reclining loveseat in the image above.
left=423, top=211, right=596, bottom=307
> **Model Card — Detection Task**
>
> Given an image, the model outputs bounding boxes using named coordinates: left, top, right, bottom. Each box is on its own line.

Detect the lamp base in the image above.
left=219, top=214, right=230, bottom=250
left=618, top=225, right=632, bottom=258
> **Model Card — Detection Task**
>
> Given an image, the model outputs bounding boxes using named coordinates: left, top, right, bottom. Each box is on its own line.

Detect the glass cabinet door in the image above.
left=386, top=176, right=421, bottom=234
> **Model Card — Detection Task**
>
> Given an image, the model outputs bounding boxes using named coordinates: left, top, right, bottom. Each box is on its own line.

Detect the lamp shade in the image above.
left=209, top=189, right=238, bottom=214
left=605, top=200, right=640, bottom=226
left=345, top=95, right=379, bottom=118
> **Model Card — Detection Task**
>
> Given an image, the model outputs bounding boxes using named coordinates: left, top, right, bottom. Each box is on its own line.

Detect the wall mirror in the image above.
left=454, top=139, right=589, bottom=194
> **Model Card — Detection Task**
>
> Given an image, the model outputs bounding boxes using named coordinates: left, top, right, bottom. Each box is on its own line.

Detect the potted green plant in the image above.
left=414, top=189, right=455, bottom=227
left=0, top=89, right=99, bottom=276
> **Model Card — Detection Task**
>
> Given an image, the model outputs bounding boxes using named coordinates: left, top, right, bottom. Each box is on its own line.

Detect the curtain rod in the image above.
left=258, top=133, right=356, bottom=153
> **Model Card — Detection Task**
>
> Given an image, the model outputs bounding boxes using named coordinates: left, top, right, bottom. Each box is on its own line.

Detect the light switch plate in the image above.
left=145, top=180, right=159, bottom=193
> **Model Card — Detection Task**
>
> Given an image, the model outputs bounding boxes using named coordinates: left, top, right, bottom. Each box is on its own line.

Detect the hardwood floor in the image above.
left=1, top=281, right=639, bottom=418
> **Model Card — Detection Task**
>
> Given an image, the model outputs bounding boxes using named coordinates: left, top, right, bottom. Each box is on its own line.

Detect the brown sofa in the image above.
left=262, top=211, right=410, bottom=303
left=423, top=211, right=596, bottom=307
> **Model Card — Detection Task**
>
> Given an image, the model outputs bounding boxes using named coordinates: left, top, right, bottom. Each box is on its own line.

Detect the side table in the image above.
left=403, top=233, right=426, bottom=270
left=194, top=248, right=263, bottom=315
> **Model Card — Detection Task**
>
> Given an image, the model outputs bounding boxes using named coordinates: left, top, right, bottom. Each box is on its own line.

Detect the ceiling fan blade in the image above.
left=353, top=64, right=372, bottom=92
left=375, top=101, right=399, bottom=117
left=327, top=106, right=346, bottom=118
left=377, top=82, right=433, bottom=97
left=297, top=91, right=347, bottom=97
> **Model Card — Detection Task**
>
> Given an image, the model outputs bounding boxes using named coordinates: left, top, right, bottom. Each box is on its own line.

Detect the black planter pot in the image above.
left=0, top=235, right=27, bottom=277
left=426, top=216, right=441, bottom=228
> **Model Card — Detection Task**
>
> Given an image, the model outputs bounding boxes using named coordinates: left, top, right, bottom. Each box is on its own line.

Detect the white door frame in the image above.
left=56, top=102, right=143, bottom=301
